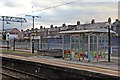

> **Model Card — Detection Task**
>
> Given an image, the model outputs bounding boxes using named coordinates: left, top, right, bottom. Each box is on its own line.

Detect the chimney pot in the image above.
left=77, top=21, right=80, bottom=25
left=50, top=25, right=53, bottom=28
left=115, top=19, right=119, bottom=22
left=62, top=23, right=66, bottom=27
left=91, top=19, right=95, bottom=24
left=55, top=26, right=57, bottom=28
left=40, top=26, right=43, bottom=29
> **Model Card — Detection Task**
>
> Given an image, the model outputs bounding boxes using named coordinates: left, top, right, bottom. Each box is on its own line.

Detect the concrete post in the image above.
left=88, top=34, right=90, bottom=62
left=96, top=34, right=99, bottom=61
left=70, top=34, right=72, bottom=60
left=62, top=34, right=64, bottom=59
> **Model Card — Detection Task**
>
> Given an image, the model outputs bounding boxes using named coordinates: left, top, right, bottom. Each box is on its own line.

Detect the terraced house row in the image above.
left=0, top=19, right=120, bottom=40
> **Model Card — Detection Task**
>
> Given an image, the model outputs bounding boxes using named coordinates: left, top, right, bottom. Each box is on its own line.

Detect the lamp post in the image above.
left=32, top=16, right=35, bottom=54
left=108, top=17, right=111, bottom=62
left=6, top=33, right=9, bottom=50
left=13, top=37, right=16, bottom=51
left=2, top=16, right=5, bottom=40
left=25, top=15, right=41, bottom=54
left=2, top=16, right=5, bottom=31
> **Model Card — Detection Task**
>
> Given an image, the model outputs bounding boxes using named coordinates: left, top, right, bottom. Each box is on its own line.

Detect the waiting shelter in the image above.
left=59, top=29, right=116, bottom=62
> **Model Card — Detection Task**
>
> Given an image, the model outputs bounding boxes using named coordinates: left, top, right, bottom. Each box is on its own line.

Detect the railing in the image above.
left=0, top=40, right=62, bottom=50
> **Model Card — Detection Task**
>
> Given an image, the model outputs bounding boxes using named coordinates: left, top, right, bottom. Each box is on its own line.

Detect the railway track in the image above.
left=1, top=66, right=47, bottom=80
left=1, top=73, right=20, bottom=80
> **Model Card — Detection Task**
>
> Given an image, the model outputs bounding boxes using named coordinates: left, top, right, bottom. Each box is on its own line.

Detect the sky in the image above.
left=0, top=0, right=119, bottom=30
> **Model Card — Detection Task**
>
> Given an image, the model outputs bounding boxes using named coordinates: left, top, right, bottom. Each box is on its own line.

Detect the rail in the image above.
left=1, top=66, right=47, bottom=80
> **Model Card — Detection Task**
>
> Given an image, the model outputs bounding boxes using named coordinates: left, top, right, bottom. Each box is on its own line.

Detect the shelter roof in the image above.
left=59, top=29, right=116, bottom=34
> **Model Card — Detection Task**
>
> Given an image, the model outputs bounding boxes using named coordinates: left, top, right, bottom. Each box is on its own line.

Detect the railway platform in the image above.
left=0, top=53, right=119, bottom=77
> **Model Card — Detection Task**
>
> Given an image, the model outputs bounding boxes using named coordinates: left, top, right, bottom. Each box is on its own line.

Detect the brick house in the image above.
left=112, top=19, right=120, bottom=36
left=4, top=28, right=20, bottom=39
left=5, top=28, right=20, bottom=34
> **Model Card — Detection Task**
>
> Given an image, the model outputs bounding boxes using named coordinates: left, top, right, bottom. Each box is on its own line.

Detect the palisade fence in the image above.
left=111, top=37, right=119, bottom=57
left=1, top=39, right=62, bottom=50
left=0, top=37, right=119, bottom=57
left=1, top=39, right=31, bottom=50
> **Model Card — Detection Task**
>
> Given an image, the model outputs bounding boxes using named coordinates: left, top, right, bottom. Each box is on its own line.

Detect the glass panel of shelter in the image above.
left=63, top=34, right=70, bottom=58
left=79, top=34, right=87, bottom=60
left=71, top=34, right=79, bottom=60
left=99, top=35, right=108, bottom=59
left=89, top=35, right=98, bottom=61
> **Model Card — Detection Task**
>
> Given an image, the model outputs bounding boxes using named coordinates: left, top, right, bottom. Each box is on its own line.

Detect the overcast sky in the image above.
left=0, top=0, right=119, bottom=30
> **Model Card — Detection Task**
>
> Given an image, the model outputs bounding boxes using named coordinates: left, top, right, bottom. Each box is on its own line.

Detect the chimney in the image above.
left=50, top=25, right=53, bottom=28
left=35, top=28, right=38, bottom=30
left=31, top=28, right=33, bottom=30
left=40, top=26, right=43, bottom=29
left=55, top=26, right=57, bottom=28
left=62, top=23, right=66, bottom=27
left=115, top=19, right=119, bottom=22
left=91, top=19, right=95, bottom=24
left=44, top=27, right=45, bottom=29
left=21, top=29, right=23, bottom=32
left=77, top=21, right=80, bottom=25
left=108, top=17, right=111, bottom=24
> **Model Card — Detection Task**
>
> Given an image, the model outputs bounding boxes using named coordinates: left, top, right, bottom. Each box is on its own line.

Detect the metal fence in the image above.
left=0, top=37, right=119, bottom=57
left=1, top=40, right=62, bottom=50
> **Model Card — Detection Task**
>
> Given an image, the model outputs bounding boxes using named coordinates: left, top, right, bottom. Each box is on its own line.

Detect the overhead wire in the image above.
left=17, top=0, right=81, bottom=16
left=34, top=0, right=80, bottom=12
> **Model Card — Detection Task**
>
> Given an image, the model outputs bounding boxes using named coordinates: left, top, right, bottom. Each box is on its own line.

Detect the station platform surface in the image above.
left=0, top=53, right=119, bottom=77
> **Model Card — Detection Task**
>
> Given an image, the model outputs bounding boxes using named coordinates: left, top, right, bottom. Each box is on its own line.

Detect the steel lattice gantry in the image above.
left=0, top=16, right=27, bottom=31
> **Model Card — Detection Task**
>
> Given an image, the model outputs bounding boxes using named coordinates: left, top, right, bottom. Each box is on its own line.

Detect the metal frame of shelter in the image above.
left=59, top=29, right=116, bottom=62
